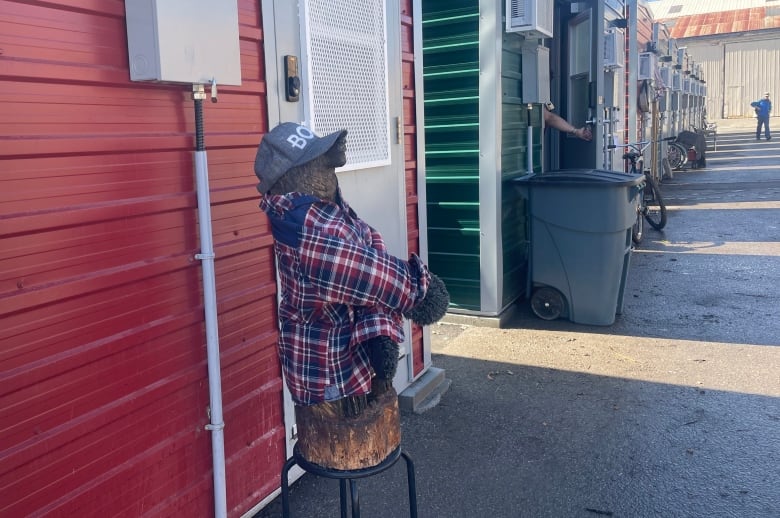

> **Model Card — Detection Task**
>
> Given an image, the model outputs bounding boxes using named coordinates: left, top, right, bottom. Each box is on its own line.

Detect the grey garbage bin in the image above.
left=514, top=170, right=644, bottom=326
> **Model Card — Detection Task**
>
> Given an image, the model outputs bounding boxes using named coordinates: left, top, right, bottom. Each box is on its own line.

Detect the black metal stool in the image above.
left=280, top=444, right=417, bottom=518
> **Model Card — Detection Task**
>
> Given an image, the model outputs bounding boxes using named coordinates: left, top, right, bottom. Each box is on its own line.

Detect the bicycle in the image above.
left=607, top=137, right=674, bottom=244
left=666, top=140, right=688, bottom=171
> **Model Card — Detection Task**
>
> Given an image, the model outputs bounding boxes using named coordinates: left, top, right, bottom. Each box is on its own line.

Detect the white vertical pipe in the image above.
left=527, top=104, right=534, bottom=175
left=194, top=149, right=227, bottom=518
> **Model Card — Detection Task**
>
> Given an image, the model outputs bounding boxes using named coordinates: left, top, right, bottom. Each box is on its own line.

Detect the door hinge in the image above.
left=396, top=116, right=403, bottom=144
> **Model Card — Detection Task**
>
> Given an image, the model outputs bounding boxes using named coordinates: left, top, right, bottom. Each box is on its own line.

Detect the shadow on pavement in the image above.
left=253, top=123, right=780, bottom=518
left=259, top=354, right=780, bottom=517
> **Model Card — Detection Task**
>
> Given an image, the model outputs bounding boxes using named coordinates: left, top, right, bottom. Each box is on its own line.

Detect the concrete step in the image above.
left=398, top=366, right=451, bottom=414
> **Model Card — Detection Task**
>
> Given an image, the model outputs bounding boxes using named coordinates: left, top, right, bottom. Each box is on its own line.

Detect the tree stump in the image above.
left=294, top=387, right=401, bottom=470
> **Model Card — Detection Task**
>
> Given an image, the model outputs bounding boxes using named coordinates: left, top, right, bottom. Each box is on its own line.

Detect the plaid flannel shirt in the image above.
left=260, top=190, right=431, bottom=406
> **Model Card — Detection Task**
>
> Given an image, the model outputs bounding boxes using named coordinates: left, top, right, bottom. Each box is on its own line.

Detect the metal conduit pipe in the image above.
left=192, top=84, right=227, bottom=518
left=527, top=103, right=534, bottom=174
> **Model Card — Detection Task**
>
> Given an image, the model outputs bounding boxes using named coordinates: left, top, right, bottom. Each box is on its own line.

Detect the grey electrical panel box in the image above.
left=125, top=0, right=242, bottom=85
left=521, top=44, right=550, bottom=103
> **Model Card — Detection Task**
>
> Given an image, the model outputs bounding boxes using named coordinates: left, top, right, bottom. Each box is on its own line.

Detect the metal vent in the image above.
left=509, top=0, right=527, bottom=19
left=301, top=0, right=390, bottom=170
left=604, top=29, right=625, bottom=69
left=506, top=0, right=554, bottom=38
left=658, top=67, right=670, bottom=88
left=638, top=52, right=656, bottom=81
left=672, top=71, right=682, bottom=91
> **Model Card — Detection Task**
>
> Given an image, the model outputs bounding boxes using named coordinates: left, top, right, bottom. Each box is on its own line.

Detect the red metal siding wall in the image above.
left=400, top=0, right=426, bottom=377
left=0, top=1, right=284, bottom=516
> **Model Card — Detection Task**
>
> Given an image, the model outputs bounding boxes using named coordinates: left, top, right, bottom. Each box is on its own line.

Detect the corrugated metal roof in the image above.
left=657, top=7, right=780, bottom=38
left=649, top=0, right=771, bottom=19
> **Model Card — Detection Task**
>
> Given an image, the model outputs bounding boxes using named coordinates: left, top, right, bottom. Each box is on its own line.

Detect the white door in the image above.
left=261, top=0, right=410, bottom=460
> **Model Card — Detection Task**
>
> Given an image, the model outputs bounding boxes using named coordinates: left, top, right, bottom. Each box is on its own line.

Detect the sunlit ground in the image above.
left=435, top=326, right=780, bottom=398
left=632, top=240, right=780, bottom=255
left=436, top=124, right=780, bottom=405
left=666, top=201, right=780, bottom=209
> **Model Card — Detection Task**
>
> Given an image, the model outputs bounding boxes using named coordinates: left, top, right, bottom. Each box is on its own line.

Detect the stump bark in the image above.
left=294, top=388, right=401, bottom=470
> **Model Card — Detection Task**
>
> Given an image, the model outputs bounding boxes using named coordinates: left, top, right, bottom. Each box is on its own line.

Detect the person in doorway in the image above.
left=544, top=107, right=593, bottom=141
left=750, top=92, right=772, bottom=141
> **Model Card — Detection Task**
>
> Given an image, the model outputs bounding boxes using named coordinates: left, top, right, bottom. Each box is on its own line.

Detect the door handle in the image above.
left=285, top=55, right=300, bottom=102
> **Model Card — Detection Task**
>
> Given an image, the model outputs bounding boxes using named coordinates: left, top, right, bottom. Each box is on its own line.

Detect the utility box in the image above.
left=521, top=45, right=551, bottom=103
left=506, top=0, right=554, bottom=38
left=124, top=0, right=242, bottom=85
left=604, top=28, right=625, bottom=69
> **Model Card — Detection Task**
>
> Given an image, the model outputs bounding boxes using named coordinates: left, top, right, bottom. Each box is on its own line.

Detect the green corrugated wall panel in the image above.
left=423, top=1, right=480, bottom=310
left=501, top=176, right=529, bottom=307
left=422, top=0, right=538, bottom=312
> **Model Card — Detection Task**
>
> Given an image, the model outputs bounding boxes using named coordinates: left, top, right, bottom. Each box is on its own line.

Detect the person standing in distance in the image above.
left=751, top=92, right=772, bottom=141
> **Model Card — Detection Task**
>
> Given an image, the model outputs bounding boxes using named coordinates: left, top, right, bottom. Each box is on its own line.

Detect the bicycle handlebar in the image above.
left=607, top=136, right=676, bottom=151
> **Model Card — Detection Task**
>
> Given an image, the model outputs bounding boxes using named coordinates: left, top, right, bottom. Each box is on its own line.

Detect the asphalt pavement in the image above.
left=255, top=118, right=780, bottom=518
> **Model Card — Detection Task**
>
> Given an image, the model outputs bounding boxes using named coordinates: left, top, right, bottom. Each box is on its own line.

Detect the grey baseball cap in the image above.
left=254, top=122, right=347, bottom=192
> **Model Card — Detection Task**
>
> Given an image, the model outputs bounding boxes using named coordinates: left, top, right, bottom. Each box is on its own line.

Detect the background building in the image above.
left=651, top=0, right=780, bottom=118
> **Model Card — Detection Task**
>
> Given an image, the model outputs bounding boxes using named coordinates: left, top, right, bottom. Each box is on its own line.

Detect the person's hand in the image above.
left=573, top=126, right=593, bottom=141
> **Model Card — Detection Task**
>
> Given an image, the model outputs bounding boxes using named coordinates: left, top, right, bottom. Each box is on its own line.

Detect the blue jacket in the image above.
left=751, top=98, right=772, bottom=118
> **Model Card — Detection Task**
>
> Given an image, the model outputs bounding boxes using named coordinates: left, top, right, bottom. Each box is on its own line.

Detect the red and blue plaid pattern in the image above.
left=260, top=190, right=431, bottom=406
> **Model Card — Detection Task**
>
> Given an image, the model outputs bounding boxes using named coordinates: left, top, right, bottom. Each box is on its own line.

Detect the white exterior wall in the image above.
left=724, top=38, right=780, bottom=118
left=683, top=34, right=780, bottom=119
left=680, top=43, right=723, bottom=119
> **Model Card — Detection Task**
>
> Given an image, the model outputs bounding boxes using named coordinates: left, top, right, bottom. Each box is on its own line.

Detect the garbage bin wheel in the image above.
left=530, top=287, right=566, bottom=321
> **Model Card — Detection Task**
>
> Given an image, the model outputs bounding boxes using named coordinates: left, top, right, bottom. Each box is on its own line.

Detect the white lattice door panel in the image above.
left=301, top=0, right=391, bottom=171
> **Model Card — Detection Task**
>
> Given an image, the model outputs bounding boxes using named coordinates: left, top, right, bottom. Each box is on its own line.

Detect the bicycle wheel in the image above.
left=632, top=206, right=644, bottom=244
left=667, top=142, right=686, bottom=170
left=643, top=174, right=667, bottom=230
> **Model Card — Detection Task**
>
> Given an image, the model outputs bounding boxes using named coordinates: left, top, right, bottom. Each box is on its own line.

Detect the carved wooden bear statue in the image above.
left=255, top=123, right=449, bottom=469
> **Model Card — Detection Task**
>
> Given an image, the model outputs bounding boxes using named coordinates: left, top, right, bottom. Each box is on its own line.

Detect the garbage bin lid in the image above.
left=514, top=169, right=643, bottom=187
